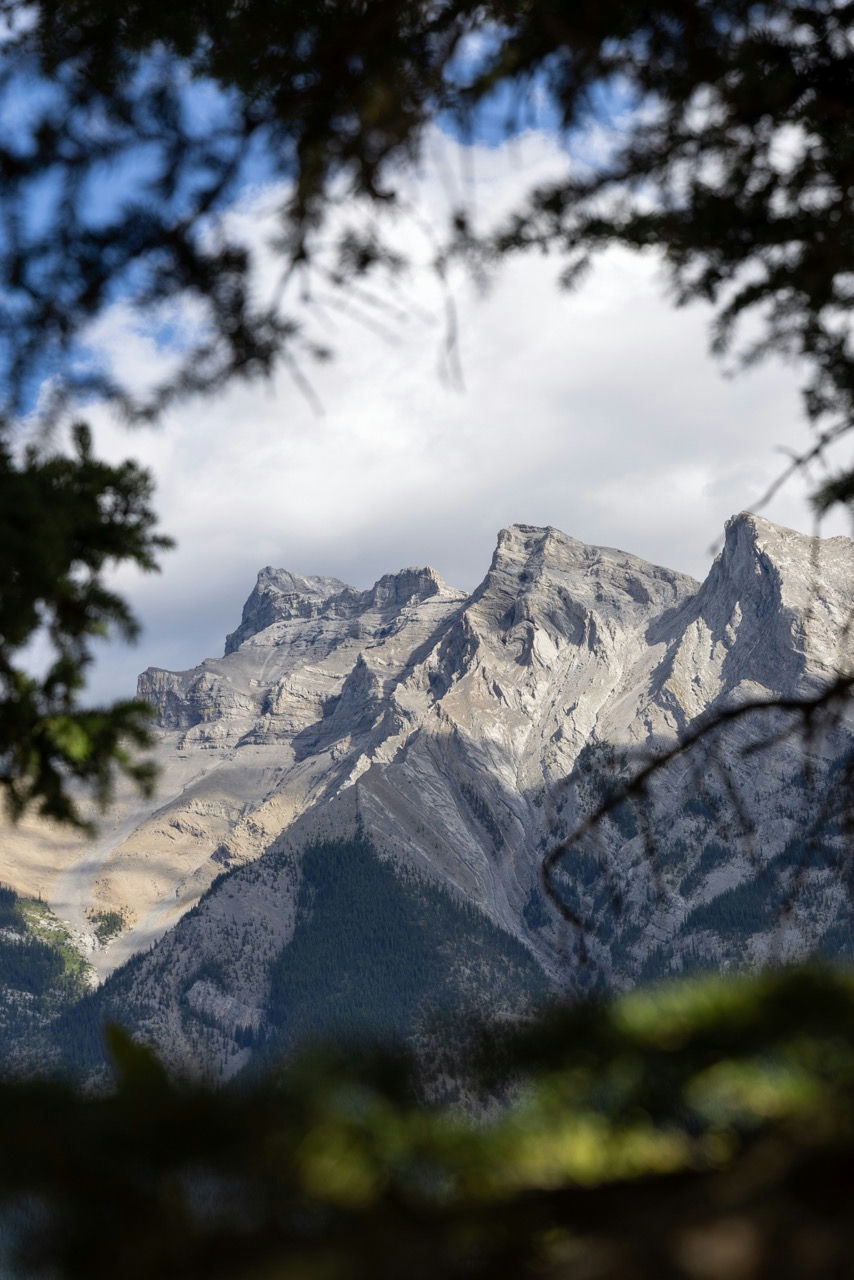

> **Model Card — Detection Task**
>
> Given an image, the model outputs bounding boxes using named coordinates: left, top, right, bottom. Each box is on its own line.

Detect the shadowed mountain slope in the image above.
left=3, top=514, right=852, bottom=1078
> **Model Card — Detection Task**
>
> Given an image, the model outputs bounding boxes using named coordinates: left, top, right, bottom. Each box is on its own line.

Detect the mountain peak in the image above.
left=19, top=509, right=854, bottom=1022
left=716, top=510, right=854, bottom=610
left=661, top=511, right=854, bottom=706
left=11, top=514, right=854, bottom=1082
left=255, top=566, right=347, bottom=595
left=722, top=509, right=807, bottom=558
left=366, top=565, right=454, bottom=609
left=224, top=567, right=351, bottom=654
left=484, top=522, right=698, bottom=625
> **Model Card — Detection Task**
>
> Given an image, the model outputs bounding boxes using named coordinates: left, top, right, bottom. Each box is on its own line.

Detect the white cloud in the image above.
left=78, top=128, right=850, bottom=701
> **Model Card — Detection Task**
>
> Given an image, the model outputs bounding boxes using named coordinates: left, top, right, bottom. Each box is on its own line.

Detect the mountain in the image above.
left=2, top=513, right=852, bottom=1079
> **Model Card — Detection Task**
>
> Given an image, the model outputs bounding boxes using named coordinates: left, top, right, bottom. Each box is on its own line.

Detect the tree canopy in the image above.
left=0, top=0, right=851, bottom=822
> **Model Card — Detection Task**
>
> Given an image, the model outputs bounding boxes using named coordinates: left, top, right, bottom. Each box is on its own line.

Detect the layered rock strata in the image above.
left=6, top=514, right=851, bottom=1005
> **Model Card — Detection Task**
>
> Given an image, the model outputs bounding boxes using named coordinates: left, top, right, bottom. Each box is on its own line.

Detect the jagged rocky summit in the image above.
left=5, top=513, right=853, bottom=1080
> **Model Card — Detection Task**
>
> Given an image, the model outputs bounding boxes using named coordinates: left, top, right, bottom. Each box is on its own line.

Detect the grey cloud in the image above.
left=79, top=132, right=848, bottom=703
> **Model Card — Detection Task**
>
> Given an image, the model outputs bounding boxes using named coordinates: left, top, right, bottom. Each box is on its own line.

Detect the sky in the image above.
left=66, top=126, right=848, bottom=704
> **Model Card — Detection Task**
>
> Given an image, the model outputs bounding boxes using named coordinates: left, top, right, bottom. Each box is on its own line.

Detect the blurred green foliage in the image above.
left=1, top=965, right=853, bottom=1278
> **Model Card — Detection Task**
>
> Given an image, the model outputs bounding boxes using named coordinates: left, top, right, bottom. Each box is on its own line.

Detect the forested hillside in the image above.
left=32, top=835, right=551, bottom=1086
left=0, top=885, right=91, bottom=1073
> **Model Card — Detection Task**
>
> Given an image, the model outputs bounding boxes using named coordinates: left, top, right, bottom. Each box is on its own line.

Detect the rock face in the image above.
left=11, top=513, right=853, bottom=1078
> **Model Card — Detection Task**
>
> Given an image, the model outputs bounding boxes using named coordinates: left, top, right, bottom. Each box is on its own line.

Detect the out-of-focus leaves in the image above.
left=812, top=469, right=854, bottom=515
left=1, top=966, right=854, bottom=1278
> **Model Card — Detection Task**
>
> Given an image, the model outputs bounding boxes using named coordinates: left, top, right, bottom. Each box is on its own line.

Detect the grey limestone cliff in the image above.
left=11, top=513, right=853, bottom=1079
